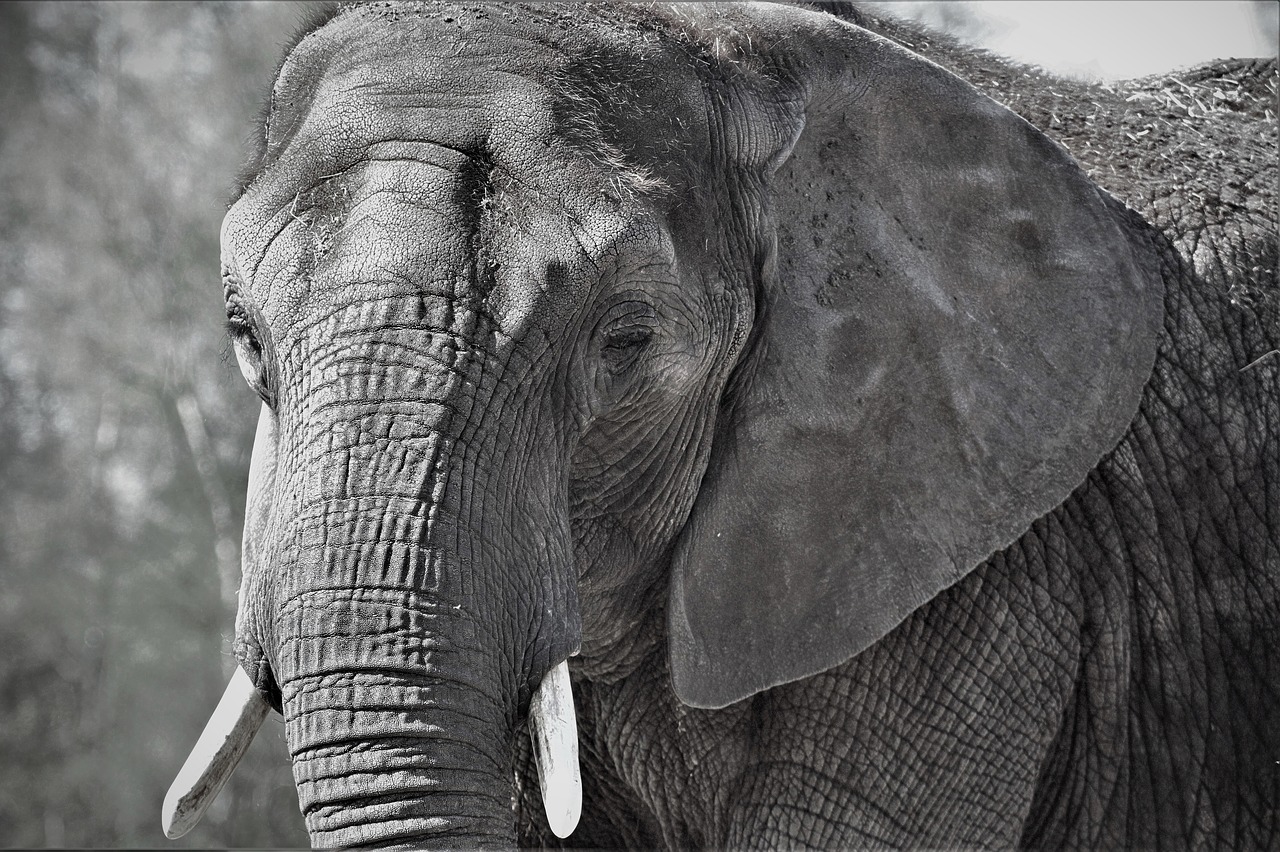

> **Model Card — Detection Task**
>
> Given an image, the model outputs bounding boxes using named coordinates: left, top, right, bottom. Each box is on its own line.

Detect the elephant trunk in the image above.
left=252, top=408, right=579, bottom=847
left=164, top=657, right=579, bottom=846
left=284, top=647, right=514, bottom=847
left=168, top=469, right=580, bottom=846
left=288, top=663, right=581, bottom=847
left=269, top=491, right=524, bottom=848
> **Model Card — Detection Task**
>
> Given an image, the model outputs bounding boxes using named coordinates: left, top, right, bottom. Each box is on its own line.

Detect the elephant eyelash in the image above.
left=225, top=312, right=253, bottom=340
left=598, top=299, right=657, bottom=355
left=603, top=326, right=654, bottom=352
left=224, top=298, right=277, bottom=408
left=225, top=308, right=265, bottom=361
left=224, top=287, right=254, bottom=337
left=600, top=323, right=656, bottom=379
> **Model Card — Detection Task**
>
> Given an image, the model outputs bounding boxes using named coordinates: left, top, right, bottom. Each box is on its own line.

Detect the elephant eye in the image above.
left=225, top=293, right=277, bottom=408
left=603, top=326, right=654, bottom=353
left=225, top=308, right=253, bottom=342
left=601, top=323, right=654, bottom=375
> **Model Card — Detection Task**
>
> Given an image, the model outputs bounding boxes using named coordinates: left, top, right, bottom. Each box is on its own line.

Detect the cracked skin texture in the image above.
left=222, top=2, right=1275, bottom=848
left=513, top=10, right=1278, bottom=852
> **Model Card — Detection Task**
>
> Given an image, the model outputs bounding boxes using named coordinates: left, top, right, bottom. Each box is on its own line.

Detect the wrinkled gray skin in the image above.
left=218, top=2, right=1277, bottom=848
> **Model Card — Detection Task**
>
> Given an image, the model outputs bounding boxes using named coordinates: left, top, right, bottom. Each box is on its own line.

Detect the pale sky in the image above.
left=868, top=1, right=1279, bottom=80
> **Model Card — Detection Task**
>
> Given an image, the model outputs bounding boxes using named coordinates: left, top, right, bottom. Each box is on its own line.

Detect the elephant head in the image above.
left=166, top=2, right=1162, bottom=847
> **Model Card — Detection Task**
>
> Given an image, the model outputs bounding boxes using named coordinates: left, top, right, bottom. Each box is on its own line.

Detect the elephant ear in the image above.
left=667, top=9, right=1163, bottom=709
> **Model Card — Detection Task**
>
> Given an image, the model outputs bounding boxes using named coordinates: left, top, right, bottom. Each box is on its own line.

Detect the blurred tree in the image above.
left=1253, top=0, right=1279, bottom=54
left=0, top=1, right=313, bottom=846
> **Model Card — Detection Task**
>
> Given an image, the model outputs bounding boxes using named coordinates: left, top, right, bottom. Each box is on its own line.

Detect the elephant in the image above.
left=164, top=1, right=1278, bottom=848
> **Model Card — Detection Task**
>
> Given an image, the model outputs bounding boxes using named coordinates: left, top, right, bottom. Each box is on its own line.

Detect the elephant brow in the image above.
left=228, top=2, right=346, bottom=206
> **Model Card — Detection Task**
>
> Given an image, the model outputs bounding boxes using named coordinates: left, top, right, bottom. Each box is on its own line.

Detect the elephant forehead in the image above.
left=221, top=161, right=614, bottom=344
left=223, top=158, right=472, bottom=318
left=221, top=4, right=694, bottom=348
left=241, top=3, right=711, bottom=211
left=251, top=6, right=578, bottom=200
left=221, top=181, right=678, bottom=368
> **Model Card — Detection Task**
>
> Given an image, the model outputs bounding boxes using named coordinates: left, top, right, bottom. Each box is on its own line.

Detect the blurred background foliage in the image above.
left=0, top=1, right=1273, bottom=848
left=0, top=1, right=312, bottom=846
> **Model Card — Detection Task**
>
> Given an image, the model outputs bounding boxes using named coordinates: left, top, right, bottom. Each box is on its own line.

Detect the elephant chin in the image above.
left=163, top=662, right=582, bottom=845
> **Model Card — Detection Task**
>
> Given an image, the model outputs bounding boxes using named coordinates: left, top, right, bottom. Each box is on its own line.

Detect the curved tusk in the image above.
left=162, top=666, right=270, bottom=839
left=528, top=659, right=581, bottom=838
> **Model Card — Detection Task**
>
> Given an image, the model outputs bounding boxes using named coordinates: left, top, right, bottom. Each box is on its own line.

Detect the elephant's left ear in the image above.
left=667, top=7, right=1163, bottom=708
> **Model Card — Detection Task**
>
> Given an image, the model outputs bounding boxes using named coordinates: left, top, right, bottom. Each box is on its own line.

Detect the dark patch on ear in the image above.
left=226, top=1, right=346, bottom=206
left=1010, top=219, right=1048, bottom=257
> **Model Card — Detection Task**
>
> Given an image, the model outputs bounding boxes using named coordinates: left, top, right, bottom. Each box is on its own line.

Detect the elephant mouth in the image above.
left=161, top=660, right=582, bottom=841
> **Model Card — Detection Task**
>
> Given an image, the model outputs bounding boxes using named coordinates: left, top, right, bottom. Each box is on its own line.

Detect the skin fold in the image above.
left=213, top=2, right=1277, bottom=848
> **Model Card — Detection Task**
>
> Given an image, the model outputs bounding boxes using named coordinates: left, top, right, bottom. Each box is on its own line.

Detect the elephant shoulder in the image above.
left=1098, top=61, right=1278, bottom=332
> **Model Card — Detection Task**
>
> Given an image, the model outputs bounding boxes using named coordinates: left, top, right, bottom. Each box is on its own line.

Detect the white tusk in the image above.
left=528, top=659, right=581, bottom=838
left=162, top=666, right=270, bottom=839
